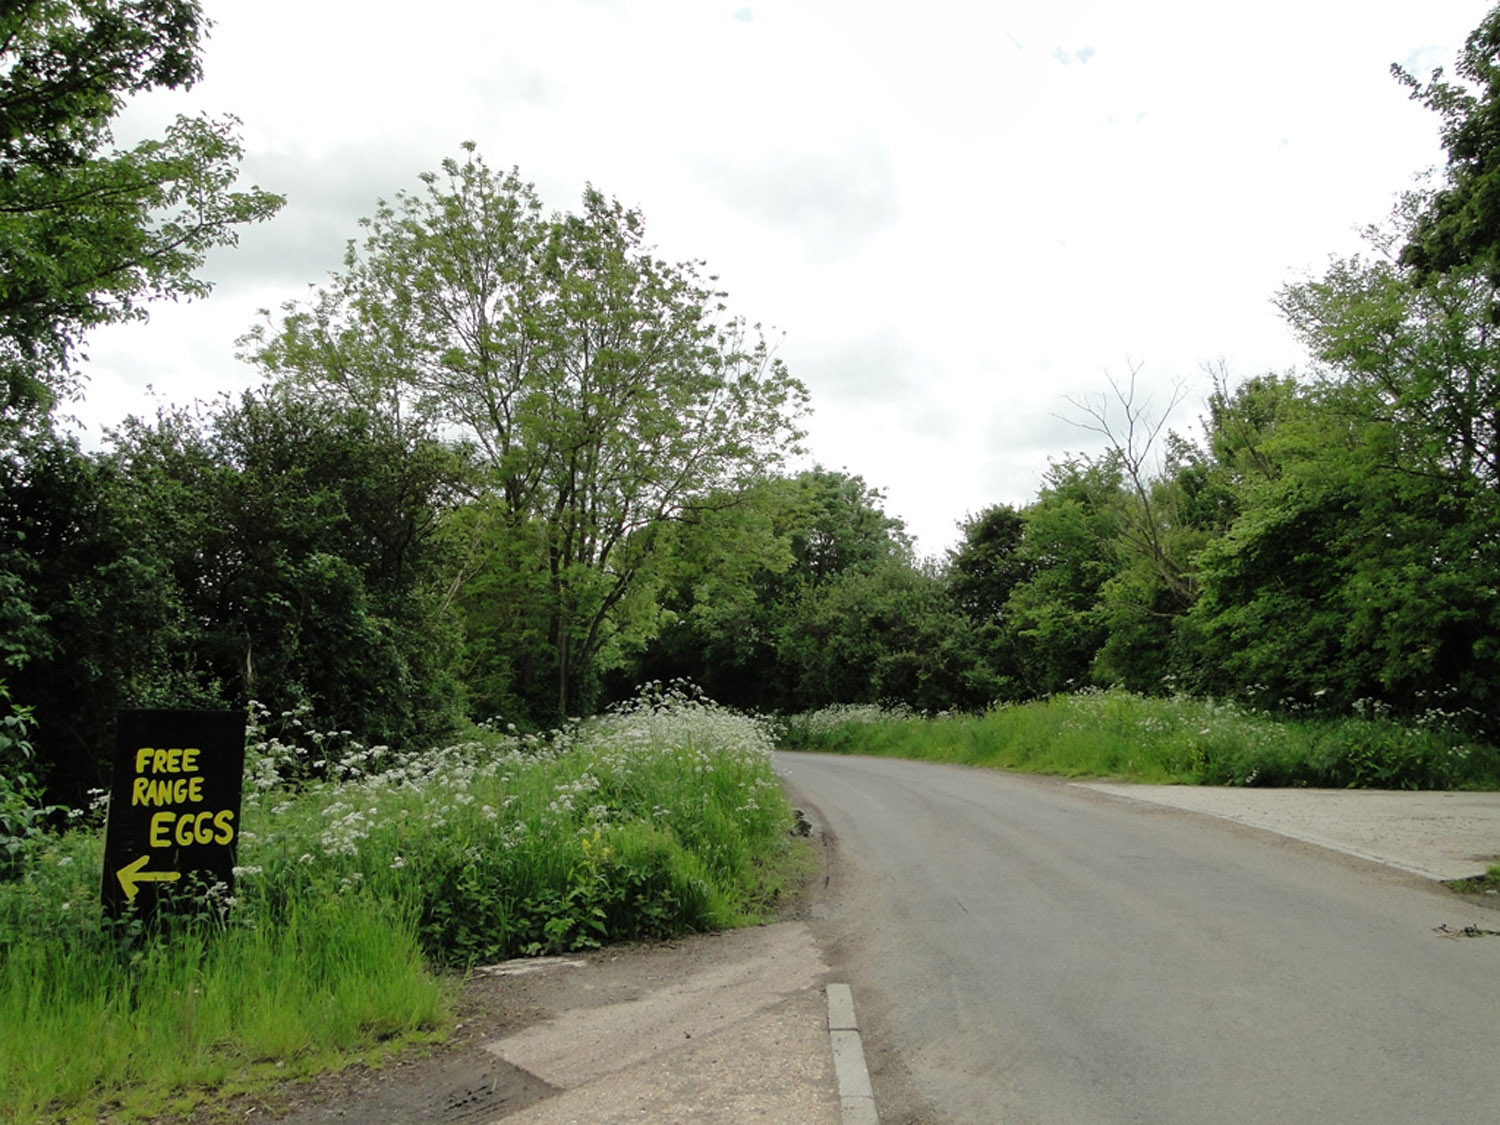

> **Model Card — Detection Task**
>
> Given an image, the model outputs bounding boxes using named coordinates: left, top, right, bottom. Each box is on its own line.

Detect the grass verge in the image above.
left=1445, top=863, right=1500, bottom=897
left=778, top=690, right=1500, bottom=790
left=1, top=685, right=799, bottom=1122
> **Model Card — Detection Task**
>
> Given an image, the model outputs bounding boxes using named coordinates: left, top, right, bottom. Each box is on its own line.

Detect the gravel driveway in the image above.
left=1076, top=783, right=1500, bottom=882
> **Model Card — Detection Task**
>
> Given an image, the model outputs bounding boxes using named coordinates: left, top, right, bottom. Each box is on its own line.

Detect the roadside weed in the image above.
left=0, top=685, right=799, bottom=1122
left=782, top=689, right=1500, bottom=790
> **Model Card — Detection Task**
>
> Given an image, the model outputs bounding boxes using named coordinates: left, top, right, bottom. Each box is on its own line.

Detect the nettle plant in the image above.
left=0, top=688, right=61, bottom=883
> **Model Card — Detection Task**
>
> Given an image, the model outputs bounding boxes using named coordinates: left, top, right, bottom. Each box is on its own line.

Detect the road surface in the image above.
left=779, top=752, right=1500, bottom=1124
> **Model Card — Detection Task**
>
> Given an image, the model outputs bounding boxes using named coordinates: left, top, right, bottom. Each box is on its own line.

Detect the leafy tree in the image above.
left=2, top=391, right=466, bottom=801
left=782, top=467, right=911, bottom=581
left=443, top=504, right=557, bottom=725
left=1394, top=3, right=1500, bottom=281
left=1087, top=425, right=1251, bottom=693
left=0, top=0, right=282, bottom=417
left=0, top=418, right=204, bottom=799
left=1183, top=415, right=1500, bottom=718
left=621, top=467, right=969, bottom=712
left=1200, top=370, right=1301, bottom=489
left=1164, top=371, right=1306, bottom=702
left=761, top=470, right=972, bottom=709
left=777, top=557, right=997, bottom=712
left=948, top=504, right=1030, bottom=626
left=130, top=389, right=468, bottom=748
left=1174, top=227, right=1500, bottom=724
left=247, top=147, right=807, bottom=718
left=946, top=504, right=1032, bottom=699
left=1045, top=367, right=1279, bottom=695
left=1190, top=223, right=1500, bottom=720
left=621, top=469, right=869, bottom=709
left=1065, top=367, right=1196, bottom=604
left=1002, top=456, right=1124, bottom=696
left=1279, top=238, right=1500, bottom=489
left=1337, top=475, right=1500, bottom=718
left=617, top=475, right=800, bottom=712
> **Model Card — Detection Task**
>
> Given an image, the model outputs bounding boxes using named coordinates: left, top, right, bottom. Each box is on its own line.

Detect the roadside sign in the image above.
left=101, top=710, right=246, bottom=921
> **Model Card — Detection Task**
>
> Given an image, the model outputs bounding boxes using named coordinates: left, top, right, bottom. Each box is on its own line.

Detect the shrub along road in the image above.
left=780, top=752, right=1500, bottom=1124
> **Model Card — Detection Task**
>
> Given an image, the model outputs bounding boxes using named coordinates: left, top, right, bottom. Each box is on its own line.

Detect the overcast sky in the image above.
left=74, top=0, right=1492, bottom=555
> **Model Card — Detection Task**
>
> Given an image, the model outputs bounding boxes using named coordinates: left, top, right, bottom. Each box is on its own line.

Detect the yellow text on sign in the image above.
left=131, top=744, right=235, bottom=847
left=132, top=775, right=204, bottom=806
left=148, top=809, right=236, bottom=848
left=134, top=746, right=201, bottom=774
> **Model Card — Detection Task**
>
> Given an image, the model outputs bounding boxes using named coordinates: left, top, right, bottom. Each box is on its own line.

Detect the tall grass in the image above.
left=779, top=690, right=1500, bottom=790
left=240, top=684, right=797, bottom=962
left=1, top=685, right=800, bottom=1122
left=0, top=827, right=446, bottom=1122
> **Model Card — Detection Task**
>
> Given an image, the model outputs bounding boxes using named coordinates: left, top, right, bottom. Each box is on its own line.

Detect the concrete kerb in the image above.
left=827, top=982, right=878, bottom=1123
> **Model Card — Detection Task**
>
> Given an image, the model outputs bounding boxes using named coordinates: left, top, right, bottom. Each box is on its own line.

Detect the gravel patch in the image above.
left=1076, top=784, right=1500, bottom=881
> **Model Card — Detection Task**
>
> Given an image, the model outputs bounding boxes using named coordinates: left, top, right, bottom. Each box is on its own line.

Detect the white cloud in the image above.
left=687, top=136, right=901, bottom=261
left=69, top=0, right=1495, bottom=554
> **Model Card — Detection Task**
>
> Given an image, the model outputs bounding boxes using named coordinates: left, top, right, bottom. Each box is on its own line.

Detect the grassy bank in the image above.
left=1, top=686, right=801, bottom=1123
left=779, top=690, right=1500, bottom=790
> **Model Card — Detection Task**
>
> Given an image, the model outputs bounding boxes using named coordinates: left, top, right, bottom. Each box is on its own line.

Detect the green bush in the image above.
left=235, top=684, right=795, bottom=963
left=0, top=685, right=801, bottom=1120
left=780, top=689, right=1500, bottom=791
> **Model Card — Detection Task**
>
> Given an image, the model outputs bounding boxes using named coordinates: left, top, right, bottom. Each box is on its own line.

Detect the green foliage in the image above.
left=1187, top=357, right=1500, bottom=723
left=629, top=475, right=801, bottom=710
left=1002, top=456, right=1123, bottom=695
left=1280, top=234, right=1500, bottom=488
left=236, top=686, right=796, bottom=964
left=1169, top=218, right=1500, bottom=725
left=1189, top=474, right=1356, bottom=705
left=0, top=419, right=208, bottom=798
left=167, top=389, right=469, bottom=749
left=963, top=192, right=1500, bottom=736
left=781, top=690, right=1500, bottom=791
left=0, top=0, right=282, bottom=417
left=245, top=147, right=807, bottom=719
left=944, top=504, right=1033, bottom=700
left=623, top=467, right=1001, bottom=714
left=445, top=504, right=562, bottom=726
left=948, top=504, right=1031, bottom=626
left=1086, top=430, right=1232, bottom=693
left=782, top=467, right=912, bottom=581
left=1394, top=4, right=1500, bottom=281
left=1, top=687, right=800, bottom=1120
left=1090, top=552, right=1192, bottom=693
left=0, top=682, right=59, bottom=883
left=1, top=391, right=466, bottom=801
left=775, top=558, right=999, bottom=712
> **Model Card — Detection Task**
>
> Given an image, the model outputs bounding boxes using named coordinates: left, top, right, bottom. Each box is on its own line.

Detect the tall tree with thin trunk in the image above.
left=246, top=147, right=808, bottom=718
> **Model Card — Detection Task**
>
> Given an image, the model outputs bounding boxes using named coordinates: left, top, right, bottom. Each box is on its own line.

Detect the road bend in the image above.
left=778, top=752, right=1500, bottom=1124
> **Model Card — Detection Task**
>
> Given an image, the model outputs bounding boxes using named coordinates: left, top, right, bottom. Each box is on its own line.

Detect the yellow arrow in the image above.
left=116, top=854, right=181, bottom=903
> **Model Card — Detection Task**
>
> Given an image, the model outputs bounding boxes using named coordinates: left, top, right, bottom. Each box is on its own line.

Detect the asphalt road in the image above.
left=779, top=752, right=1500, bottom=1125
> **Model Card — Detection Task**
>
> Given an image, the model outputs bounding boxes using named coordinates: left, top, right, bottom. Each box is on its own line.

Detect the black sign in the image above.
left=101, top=710, right=246, bottom=921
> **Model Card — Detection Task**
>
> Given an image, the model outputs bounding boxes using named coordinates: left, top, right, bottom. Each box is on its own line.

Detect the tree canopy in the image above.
left=14, top=4, right=1500, bottom=807
left=1397, top=3, right=1500, bottom=281
left=0, top=0, right=282, bottom=417
left=246, top=147, right=808, bottom=718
